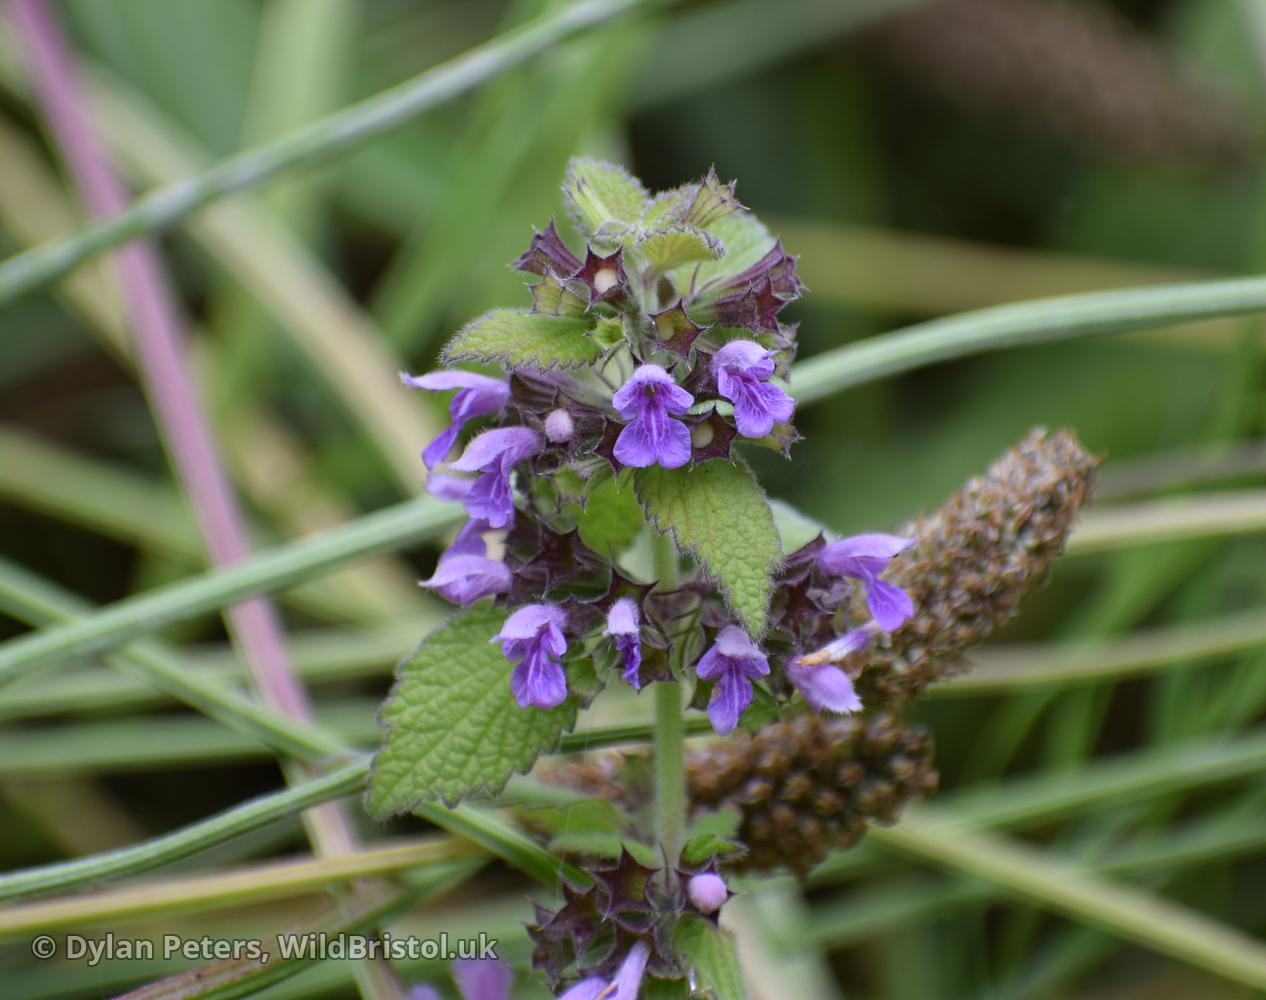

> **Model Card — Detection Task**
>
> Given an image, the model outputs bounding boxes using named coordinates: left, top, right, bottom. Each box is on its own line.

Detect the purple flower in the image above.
left=711, top=340, right=794, bottom=438
left=426, top=471, right=474, bottom=503
left=493, top=603, right=569, bottom=709
left=695, top=625, right=771, bottom=735
left=559, top=941, right=650, bottom=1000
left=818, top=534, right=915, bottom=632
left=604, top=597, right=642, bottom=689
left=612, top=365, right=694, bottom=469
left=420, top=519, right=510, bottom=606
left=408, top=957, right=511, bottom=1000
left=790, top=628, right=868, bottom=714
left=401, top=370, right=509, bottom=470
left=450, top=426, right=543, bottom=529
left=794, top=626, right=872, bottom=668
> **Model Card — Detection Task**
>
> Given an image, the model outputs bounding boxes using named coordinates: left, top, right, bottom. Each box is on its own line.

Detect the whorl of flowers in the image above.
left=539, top=428, right=1097, bottom=876
left=387, top=160, right=1097, bottom=996
left=403, top=160, right=912, bottom=726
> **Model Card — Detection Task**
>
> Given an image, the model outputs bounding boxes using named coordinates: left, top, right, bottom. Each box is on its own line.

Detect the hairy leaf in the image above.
left=636, top=226, right=724, bottom=271
left=769, top=497, right=832, bottom=552
left=563, top=156, right=649, bottom=233
left=673, top=211, right=775, bottom=295
left=443, top=308, right=599, bottom=369
left=675, top=917, right=749, bottom=1000
left=574, top=472, right=645, bottom=557
left=634, top=459, right=781, bottom=636
left=368, top=604, right=575, bottom=811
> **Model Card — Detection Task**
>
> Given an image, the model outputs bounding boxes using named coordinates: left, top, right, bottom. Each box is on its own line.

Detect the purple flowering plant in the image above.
left=369, top=160, right=916, bottom=998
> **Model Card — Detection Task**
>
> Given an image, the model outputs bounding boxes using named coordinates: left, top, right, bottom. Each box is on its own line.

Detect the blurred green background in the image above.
left=3, top=0, right=1266, bottom=997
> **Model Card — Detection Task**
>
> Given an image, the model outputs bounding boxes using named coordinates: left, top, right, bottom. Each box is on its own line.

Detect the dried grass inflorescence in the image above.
left=685, top=712, right=938, bottom=875
left=544, top=428, right=1098, bottom=875
left=846, top=427, right=1100, bottom=707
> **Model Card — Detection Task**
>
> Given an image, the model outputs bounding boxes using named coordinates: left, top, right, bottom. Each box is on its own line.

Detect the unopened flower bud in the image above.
left=690, top=422, right=715, bottom=450
left=544, top=408, right=575, bottom=443
left=687, top=873, right=729, bottom=914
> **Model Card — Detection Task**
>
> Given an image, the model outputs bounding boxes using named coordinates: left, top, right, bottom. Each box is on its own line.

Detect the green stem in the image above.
left=789, top=276, right=1266, bottom=404
left=0, top=495, right=462, bottom=686
left=0, top=760, right=369, bottom=904
left=652, top=531, right=686, bottom=863
left=0, top=0, right=648, bottom=306
left=654, top=679, right=686, bottom=864
left=0, top=720, right=697, bottom=903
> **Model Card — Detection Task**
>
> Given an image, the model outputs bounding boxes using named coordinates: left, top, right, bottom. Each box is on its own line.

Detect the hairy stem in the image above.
left=652, top=532, right=686, bottom=863
left=654, top=680, right=686, bottom=864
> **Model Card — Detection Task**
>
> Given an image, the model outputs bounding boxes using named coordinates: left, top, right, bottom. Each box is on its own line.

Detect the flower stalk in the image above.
left=652, top=531, right=686, bottom=864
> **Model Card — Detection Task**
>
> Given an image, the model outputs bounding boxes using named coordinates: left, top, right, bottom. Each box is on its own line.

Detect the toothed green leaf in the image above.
left=368, top=604, right=576, bottom=811
left=443, top=308, right=600, bottom=369
left=573, top=472, right=645, bottom=557
left=530, top=272, right=589, bottom=316
left=636, top=226, right=724, bottom=271
left=563, top=156, right=649, bottom=233
left=642, top=184, right=694, bottom=228
left=675, top=917, right=749, bottom=1000
left=634, top=459, right=781, bottom=636
left=673, top=211, right=775, bottom=295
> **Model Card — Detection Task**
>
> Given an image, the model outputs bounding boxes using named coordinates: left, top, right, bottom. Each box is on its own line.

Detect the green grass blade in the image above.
left=932, top=608, right=1266, bottom=695
left=0, top=836, right=479, bottom=936
left=0, top=760, right=370, bottom=904
left=871, top=810, right=1266, bottom=993
left=0, top=0, right=649, bottom=305
left=0, top=557, right=345, bottom=761
left=0, top=496, right=463, bottom=686
left=0, top=702, right=709, bottom=776
left=790, top=277, right=1266, bottom=404
left=1067, top=490, right=1266, bottom=554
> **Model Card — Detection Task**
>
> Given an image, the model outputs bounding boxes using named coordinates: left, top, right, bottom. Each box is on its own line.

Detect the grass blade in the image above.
left=0, top=496, right=463, bottom=686
left=790, top=277, right=1266, bottom=404
left=871, top=810, right=1266, bottom=992
left=0, top=0, right=647, bottom=305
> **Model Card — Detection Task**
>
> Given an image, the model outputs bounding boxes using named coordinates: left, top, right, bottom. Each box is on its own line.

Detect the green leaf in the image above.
left=642, top=185, right=693, bottom=228
left=681, top=832, right=744, bottom=867
left=674, top=917, right=750, bottom=1000
left=672, top=211, right=775, bottom=296
left=530, top=272, right=589, bottom=317
left=642, top=977, right=694, bottom=1000
left=443, top=308, right=600, bottom=370
left=368, top=604, right=576, bottom=811
left=684, top=809, right=740, bottom=841
left=563, top=156, right=649, bottom=233
left=592, top=314, right=627, bottom=350
left=768, top=497, right=832, bottom=553
left=634, top=460, right=781, bottom=636
left=573, top=472, right=645, bottom=557
left=636, top=226, right=724, bottom=271
left=523, top=798, right=641, bottom=859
